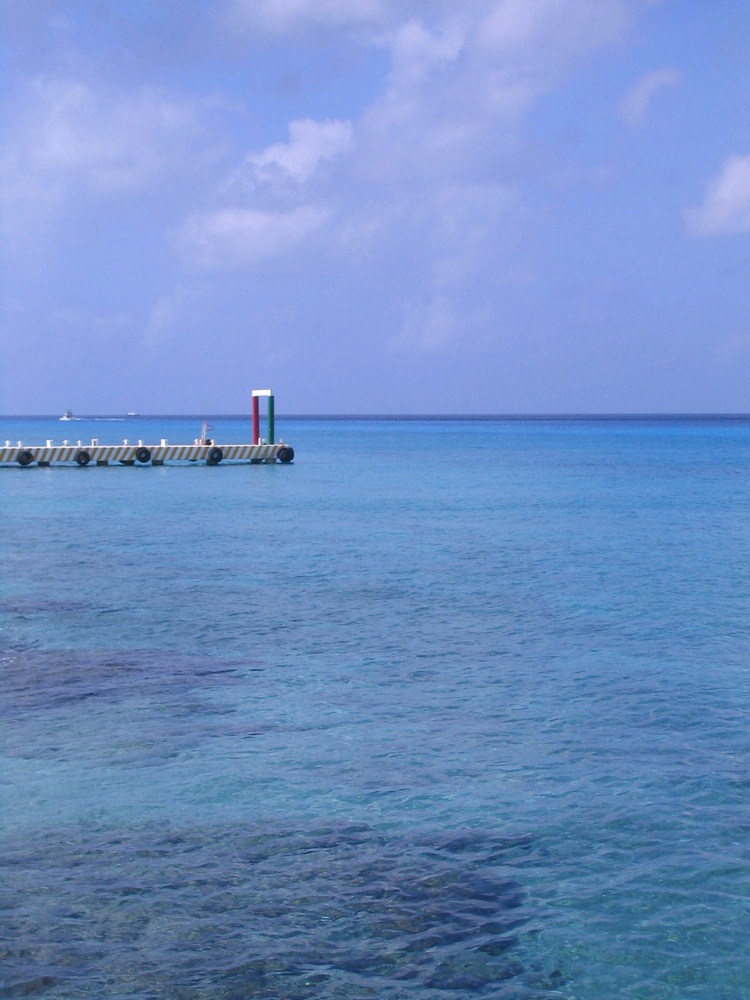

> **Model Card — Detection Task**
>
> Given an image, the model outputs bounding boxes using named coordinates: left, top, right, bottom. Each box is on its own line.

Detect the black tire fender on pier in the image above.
left=17, top=450, right=34, bottom=467
left=75, top=451, right=91, bottom=467
left=277, top=446, right=294, bottom=464
left=135, top=447, right=152, bottom=464
left=207, top=447, right=223, bottom=465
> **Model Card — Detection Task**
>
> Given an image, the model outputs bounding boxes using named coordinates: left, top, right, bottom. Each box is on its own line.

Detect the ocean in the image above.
left=2, top=414, right=750, bottom=999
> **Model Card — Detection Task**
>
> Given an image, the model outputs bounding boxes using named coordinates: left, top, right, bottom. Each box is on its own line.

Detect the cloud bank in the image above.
left=7, top=0, right=747, bottom=414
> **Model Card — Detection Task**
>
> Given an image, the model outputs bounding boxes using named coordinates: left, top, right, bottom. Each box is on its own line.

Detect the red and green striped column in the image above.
left=252, top=389, right=274, bottom=444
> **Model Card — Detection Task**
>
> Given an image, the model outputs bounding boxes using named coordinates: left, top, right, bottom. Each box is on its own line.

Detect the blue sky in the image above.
left=2, top=0, right=750, bottom=415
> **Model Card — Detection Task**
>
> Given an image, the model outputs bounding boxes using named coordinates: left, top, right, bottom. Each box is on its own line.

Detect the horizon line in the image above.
left=4, top=412, right=750, bottom=421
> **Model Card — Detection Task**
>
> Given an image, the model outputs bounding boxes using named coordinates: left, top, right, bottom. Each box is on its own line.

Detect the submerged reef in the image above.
left=1, top=821, right=562, bottom=998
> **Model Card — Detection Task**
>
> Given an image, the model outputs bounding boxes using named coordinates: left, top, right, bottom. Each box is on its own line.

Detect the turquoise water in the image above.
left=2, top=415, right=750, bottom=999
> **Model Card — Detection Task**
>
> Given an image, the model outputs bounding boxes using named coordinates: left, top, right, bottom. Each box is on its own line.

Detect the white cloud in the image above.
left=478, top=0, right=631, bottom=67
left=178, top=205, right=327, bottom=268
left=358, top=0, right=639, bottom=194
left=7, top=77, right=219, bottom=194
left=234, top=118, right=353, bottom=188
left=0, top=76, right=224, bottom=256
left=179, top=118, right=351, bottom=267
left=685, top=154, right=750, bottom=236
left=385, top=18, right=466, bottom=87
left=618, top=67, right=681, bottom=127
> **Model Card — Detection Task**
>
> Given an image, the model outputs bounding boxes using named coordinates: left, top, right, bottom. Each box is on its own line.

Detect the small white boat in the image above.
left=60, top=410, right=76, bottom=421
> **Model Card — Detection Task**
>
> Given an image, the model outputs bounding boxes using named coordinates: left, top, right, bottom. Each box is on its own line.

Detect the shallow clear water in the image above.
left=2, top=415, right=750, bottom=998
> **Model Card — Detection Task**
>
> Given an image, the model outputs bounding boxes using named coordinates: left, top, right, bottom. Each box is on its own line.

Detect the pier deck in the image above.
left=1, top=390, right=294, bottom=468
left=1, top=440, right=294, bottom=467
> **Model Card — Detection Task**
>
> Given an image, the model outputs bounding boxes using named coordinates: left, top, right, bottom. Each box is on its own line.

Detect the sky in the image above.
left=2, top=0, right=750, bottom=415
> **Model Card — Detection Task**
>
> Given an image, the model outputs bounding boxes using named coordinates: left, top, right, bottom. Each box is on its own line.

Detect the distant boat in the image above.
left=60, top=410, right=77, bottom=421
left=127, top=412, right=139, bottom=417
